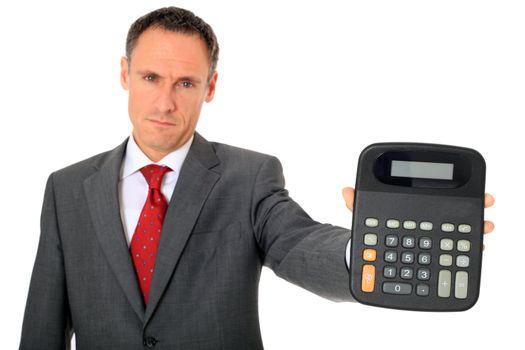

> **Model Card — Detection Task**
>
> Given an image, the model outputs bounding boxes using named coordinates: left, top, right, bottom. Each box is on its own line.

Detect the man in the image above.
left=19, top=7, right=495, bottom=350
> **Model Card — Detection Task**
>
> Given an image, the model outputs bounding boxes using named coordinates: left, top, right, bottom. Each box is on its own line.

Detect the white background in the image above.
left=1, top=0, right=523, bottom=349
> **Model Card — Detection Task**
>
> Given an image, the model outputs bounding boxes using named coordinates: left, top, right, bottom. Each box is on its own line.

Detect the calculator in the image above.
left=349, top=143, right=486, bottom=311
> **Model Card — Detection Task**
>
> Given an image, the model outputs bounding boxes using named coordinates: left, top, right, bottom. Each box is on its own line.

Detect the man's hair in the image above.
left=125, top=7, right=219, bottom=81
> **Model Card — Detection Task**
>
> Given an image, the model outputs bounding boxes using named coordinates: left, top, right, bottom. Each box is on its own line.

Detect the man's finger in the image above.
left=484, top=220, right=494, bottom=234
left=342, top=187, right=355, bottom=212
left=484, top=193, right=495, bottom=208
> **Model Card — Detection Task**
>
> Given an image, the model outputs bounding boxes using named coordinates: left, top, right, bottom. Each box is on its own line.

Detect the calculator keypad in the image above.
left=360, top=217, right=473, bottom=302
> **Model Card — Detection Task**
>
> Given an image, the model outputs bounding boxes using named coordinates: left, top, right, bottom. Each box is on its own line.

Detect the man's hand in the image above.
left=342, top=187, right=495, bottom=235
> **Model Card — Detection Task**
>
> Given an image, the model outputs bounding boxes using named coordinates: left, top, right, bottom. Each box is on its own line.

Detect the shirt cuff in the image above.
left=345, top=238, right=351, bottom=270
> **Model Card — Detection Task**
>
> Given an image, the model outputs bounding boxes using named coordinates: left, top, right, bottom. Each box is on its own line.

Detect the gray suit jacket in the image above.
left=20, top=132, right=353, bottom=349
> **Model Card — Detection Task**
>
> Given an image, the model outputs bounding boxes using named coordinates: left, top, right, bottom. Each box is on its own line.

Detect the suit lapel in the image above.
left=144, top=133, right=221, bottom=325
left=83, top=138, right=146, bottom=323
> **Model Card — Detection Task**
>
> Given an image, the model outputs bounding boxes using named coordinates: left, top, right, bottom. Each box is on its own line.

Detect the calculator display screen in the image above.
left=391, top=160, right=454, bottom=180
left=373, top=150, right=471, bottom=189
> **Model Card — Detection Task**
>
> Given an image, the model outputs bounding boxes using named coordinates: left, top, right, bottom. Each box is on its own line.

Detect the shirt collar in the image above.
left=120, top=133, right=194, bottom=180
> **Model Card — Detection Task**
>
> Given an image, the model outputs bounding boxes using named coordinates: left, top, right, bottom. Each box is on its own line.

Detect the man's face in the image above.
left=120, top=28, right=218, bottom=160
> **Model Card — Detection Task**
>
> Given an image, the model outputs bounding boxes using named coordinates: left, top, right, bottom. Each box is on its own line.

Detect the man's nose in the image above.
left=154, top=85, right=176, bottom=113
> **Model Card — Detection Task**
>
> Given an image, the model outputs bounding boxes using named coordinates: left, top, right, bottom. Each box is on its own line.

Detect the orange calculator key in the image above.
left=361, top=264, right=376, bottom=293
left=363, top=249, right=377, bottom=262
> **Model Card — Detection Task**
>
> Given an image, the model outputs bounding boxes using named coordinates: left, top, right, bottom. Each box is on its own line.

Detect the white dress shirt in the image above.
left=119, top=134, right=193, bottom=246
left=118, top=133, right=351, bottom=268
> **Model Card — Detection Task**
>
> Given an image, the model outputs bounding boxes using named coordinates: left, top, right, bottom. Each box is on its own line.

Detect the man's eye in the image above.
left=144, top=74, right=157, bottom=82
left=179, top=81, right=193, bottom=88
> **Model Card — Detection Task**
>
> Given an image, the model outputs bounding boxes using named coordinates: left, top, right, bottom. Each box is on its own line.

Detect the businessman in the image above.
left=20, top=7, right=495, bottom=349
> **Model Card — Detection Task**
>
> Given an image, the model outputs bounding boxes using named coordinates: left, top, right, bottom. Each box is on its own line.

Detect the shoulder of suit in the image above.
left=209, top=140, right=278, bottom=165
left=50, top=142, right=124, bottom=185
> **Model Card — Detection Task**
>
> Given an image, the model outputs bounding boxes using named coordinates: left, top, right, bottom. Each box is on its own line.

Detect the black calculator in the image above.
left=349, top=143, right=486, bottom=311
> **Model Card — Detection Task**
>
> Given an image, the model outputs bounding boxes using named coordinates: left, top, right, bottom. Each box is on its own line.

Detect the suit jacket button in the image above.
left=144, top=337, right=158, bottom=348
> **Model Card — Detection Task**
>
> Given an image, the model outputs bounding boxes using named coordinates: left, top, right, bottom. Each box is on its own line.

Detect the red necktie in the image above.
left=130, top=164, right=172, bottom=304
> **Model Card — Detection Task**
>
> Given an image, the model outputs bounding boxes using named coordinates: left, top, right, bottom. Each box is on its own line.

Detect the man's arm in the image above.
left=251, top=156, right=354, bottom=302
left=20, top=173, right=73, bottom=350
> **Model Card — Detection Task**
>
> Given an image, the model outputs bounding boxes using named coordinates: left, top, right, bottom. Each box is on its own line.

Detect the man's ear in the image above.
left=204, top=71, right=218, bottom=103
left=120, top=56, right=130, bottom=90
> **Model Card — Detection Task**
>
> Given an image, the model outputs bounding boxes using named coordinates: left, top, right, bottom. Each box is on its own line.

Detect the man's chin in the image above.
left=149, top=134, right=188, bottom=151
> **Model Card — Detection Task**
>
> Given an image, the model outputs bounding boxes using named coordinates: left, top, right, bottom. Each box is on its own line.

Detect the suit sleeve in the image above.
left=251, top=156, right=354, bottom=302
left=20, top=173, right=73, bottom=350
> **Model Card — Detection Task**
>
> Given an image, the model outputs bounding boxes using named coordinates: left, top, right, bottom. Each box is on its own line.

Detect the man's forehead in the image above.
left=131, top=28, right=209, bottom=64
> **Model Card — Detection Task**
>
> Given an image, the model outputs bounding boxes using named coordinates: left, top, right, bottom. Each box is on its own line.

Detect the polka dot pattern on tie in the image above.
left=129, top=164, right=172, bottom=304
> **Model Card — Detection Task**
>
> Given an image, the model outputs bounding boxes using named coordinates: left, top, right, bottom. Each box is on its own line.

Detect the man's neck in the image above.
left=132, top=133, right=191, bottom=163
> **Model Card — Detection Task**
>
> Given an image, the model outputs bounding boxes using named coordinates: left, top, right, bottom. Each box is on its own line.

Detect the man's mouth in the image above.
left=148, top=119, right=176, bottom=127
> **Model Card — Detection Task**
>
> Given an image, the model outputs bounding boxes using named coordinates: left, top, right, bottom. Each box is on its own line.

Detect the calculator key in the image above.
left=438, top=270, right=452, bottom=298
left=401, top=252, right=414, bottom=264
left=456, top=255, right=470, bottom=268
left=417, top=268, right=430, bottom=281
left=402, top=236, right=416, bottom=248
left=361, top=265, right=376, bottom=293
left=403, top=220, right=417, bottom=230
left=418, top=253, right=431, bottom=265
left=386, top=219, right=400, bottom=229
left=416, top=284, right=430, bottom=296
left=385, top=235, right=399, bottom=247
left=419, top=237, right=432, bottom=250
left=364, top=233, right=378, bottom=246
left=383, top=282, right=412, bottom=295
left=363, top=249, right=377, bottom=262
left=420, top=221, right=433, bottom=231
left=441, top=223, right=455, bottom=232
left=365, top=218, right=379, bottom=227
left=457, top=240, right=471, bottom=252
left=458, top=224, right=472, bottom=234
left=440, top=238, right=454, bottom=251
left=439, top=254, right=453, bottom=267
left=384, top=251, right=398, bottom=263
left=383, top=266, right=397, bottom=278
left=400, top=267, right=413, bottom=280
left=455, top=271, right=469, bottom=299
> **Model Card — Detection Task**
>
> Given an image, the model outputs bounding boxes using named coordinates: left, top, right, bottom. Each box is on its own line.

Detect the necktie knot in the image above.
left=140, top=164, right=172, bottom=190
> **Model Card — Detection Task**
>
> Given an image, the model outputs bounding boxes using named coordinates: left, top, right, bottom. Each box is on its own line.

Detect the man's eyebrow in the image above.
left=177, top=76, right=202, bottom=84
left=136, top=69, right=160, bottom=76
